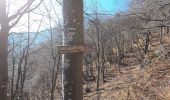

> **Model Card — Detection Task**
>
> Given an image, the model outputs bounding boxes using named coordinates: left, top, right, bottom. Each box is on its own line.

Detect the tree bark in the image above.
left=0, top=0, right=9, bottom=99
left=62, top=0, right=84, bottom=100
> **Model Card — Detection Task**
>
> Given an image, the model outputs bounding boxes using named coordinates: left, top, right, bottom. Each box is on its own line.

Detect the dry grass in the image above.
left=83, top=33, right=170, bottom=100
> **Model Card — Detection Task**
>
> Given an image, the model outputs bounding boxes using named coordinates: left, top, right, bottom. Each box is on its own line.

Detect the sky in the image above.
left=8, top=0, right=130, bottom=45
left=10, top=0, right=130, bottom=33
left=84, top=0, right=130, bottom=14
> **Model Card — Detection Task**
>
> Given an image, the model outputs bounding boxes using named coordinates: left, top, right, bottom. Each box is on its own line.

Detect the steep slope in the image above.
left=83, top=32, right=170, bottom=100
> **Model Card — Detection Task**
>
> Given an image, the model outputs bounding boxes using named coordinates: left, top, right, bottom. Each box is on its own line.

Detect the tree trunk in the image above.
left=101, top=42, right=106, bottom=83
left=160, top=26, right=163, bottom=44
left=96, top=17, right=100, bottom=91
left=0, top=0, right=9, bottom=99
left=62, top=0, right=84, bottom=100
left=144, top=31, right=150, bottom=54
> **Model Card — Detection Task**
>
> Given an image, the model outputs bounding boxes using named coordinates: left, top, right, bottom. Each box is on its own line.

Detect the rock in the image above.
left=154, top=45, right=168, bottom=59
left=140, top=58, right=151, bottom=68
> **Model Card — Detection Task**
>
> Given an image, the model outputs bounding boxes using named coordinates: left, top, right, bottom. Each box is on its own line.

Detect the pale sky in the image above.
left=9, top=0, right=129, bottom=33
left=9, top=0, right=62, bottom=33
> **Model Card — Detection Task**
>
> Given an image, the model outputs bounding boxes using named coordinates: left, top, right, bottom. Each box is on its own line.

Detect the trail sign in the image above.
left=58, top=45, right=93, bottom=54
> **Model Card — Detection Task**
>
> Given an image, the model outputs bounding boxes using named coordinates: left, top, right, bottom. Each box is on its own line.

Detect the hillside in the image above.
left=83, top=32, right=170, bottom=100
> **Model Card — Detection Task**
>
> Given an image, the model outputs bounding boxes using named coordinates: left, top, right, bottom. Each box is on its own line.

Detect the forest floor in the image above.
left=83, top=33, right=170, bottom=100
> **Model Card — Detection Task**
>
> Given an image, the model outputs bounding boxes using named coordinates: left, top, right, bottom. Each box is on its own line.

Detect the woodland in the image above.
left=1, top=0, right=170, bottom=100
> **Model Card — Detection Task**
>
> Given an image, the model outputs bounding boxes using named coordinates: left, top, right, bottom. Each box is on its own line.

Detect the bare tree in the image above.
left=0, top=0, right=42, bottom=99
left=0, top=0, right=9, bottom=99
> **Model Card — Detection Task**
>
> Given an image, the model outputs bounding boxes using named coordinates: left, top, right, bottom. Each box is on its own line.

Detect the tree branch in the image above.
left=8, top=0, right=43, bottom=29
